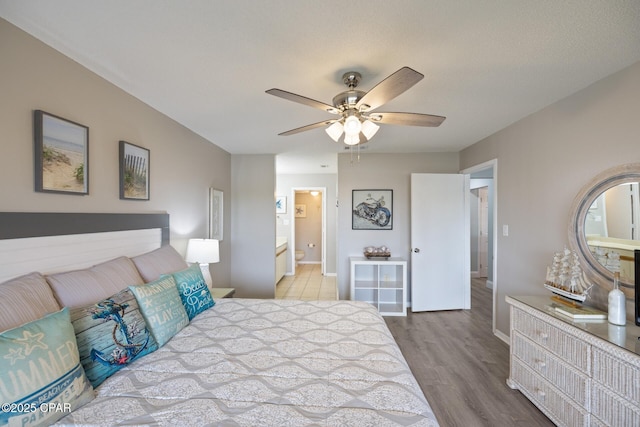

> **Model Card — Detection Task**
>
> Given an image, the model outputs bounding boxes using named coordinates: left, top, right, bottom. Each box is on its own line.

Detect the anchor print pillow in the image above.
left=0, top=308, right=94, bottom=427
left=70, top=288, right=159, bottom=388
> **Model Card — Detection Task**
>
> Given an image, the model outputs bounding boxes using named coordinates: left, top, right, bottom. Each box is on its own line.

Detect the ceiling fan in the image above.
left=266, top=66, right=445, bottom=146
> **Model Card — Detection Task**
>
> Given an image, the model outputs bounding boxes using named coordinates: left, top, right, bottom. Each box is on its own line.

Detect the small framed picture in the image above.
left=276, top=196, right=287, bottom=214
left=352, top=189, right=393, bottom=230
left=295, top=204, right=307, bottom=218
left=119, top=141, right=149, bottom=200
left=34, top=110, right=89, bottom=195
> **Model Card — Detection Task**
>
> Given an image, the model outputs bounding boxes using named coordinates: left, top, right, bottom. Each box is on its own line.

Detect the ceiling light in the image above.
left=343, top=115, right=362, bottom=136
left=361, top=120, right=380, bottom=140
left=325, top=121, right=344, bottom=142
left=344, top=133, right=360, bottom=146
left=310, top=190, right=319, bottom=196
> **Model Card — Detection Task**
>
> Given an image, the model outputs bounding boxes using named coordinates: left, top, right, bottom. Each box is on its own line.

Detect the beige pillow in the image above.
left=46, top=256, right=144, bottom=308
left=131, top=245, right=188, bottom=282
left=0, top=272, right=61, bottom=332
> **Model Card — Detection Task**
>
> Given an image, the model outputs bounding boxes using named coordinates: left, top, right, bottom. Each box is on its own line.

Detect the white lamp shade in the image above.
left=344, top=133, right=360, bottom=146
left=185, top=239, right=219, bottom=264
left=361, top=119, right=380, bottom=140
left=325, top=121, right=344, bottom=142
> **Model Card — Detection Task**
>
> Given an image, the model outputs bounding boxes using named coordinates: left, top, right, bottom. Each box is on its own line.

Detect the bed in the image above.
left=0, top=212, right=438, bottom=427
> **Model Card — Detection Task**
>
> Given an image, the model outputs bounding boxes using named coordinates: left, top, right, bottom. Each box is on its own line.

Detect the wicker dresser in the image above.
left=506, top=296, right=640, bottom=427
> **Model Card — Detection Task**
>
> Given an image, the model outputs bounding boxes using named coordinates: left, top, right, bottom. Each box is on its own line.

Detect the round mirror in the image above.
left=568, top=163, right=640, bottom=295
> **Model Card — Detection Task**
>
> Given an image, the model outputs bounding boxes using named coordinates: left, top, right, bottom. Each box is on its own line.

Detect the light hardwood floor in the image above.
left=385, top=278, right=554, bottom=427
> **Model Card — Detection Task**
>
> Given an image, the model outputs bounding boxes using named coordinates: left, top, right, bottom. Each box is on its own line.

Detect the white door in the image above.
left=411, top=173, right=470, bottom=312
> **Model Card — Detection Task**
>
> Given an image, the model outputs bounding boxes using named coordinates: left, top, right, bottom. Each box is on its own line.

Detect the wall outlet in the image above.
left=502, top=224, right=509, bottom=236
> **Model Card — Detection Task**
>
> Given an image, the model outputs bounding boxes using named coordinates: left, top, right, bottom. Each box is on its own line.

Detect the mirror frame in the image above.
left=568, top=163, right=640, bottom=297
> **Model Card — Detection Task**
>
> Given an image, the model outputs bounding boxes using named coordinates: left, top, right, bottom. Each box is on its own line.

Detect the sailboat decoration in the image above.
left=544, top=247, right=594, bottom=303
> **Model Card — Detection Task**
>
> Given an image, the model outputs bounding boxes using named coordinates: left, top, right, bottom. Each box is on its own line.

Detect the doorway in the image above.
left=462, top=159, right=498, bottom=335
left=470, top=186, right=489, bottom=279
left=291, top=187, right=326, bottom=276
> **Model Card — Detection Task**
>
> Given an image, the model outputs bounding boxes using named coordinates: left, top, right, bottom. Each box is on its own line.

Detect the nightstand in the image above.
left=210, top=287, right=235, bottom=299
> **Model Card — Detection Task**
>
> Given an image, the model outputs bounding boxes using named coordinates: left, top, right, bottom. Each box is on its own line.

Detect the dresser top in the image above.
left=507, top=295, right=640, bottom=357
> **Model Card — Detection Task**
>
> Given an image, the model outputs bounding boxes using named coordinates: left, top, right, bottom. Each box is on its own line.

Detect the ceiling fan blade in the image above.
left=266, top=89, right=340, bottom=114
left=372, top=112, right=446, bottom=127
left=278, top=119, right=338, bottom=136
left=356, top=67, right=424, bottom=111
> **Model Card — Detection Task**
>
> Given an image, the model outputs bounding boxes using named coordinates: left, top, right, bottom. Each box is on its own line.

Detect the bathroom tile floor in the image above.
left=276, top=263, right=337, bottom=300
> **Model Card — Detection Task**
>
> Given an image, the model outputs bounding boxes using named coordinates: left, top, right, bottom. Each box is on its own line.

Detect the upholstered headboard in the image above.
left=0, top=212, right=169, bottom=282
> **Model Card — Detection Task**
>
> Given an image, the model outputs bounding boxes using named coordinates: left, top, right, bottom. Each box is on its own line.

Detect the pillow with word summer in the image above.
left=70, top=288, right=159, bottom=388
left=0, top=308, right=94, bottom=427
left=168, top=263, right=215, bottom=320
left=129, top=275, right=189, bottom=347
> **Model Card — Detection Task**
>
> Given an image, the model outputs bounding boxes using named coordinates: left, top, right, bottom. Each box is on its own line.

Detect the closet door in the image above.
left=410, top=173, right=470, bottom=311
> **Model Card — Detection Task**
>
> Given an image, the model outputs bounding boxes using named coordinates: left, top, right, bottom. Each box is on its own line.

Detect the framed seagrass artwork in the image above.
left=34, top=110, right=89, bottom=195
left=352, top=189, right=393, bottom=230
left=209, top=188, right=223, bottom=240
left=119, top=141, right=149, bottom=200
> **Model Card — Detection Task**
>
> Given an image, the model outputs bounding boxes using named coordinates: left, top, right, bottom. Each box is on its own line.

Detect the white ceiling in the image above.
left=2, top=1, right=640, bottom=174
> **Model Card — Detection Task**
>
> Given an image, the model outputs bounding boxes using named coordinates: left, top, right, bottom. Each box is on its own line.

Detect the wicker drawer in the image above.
left=512, top=306, right=589, bottom=370
left=592, top=346, right=640, bottom=404
left=512, top=331, right=589, bottom=406
left=591, top=382, right=640, bottom=426
left=511, top=358, right=588, bottom=427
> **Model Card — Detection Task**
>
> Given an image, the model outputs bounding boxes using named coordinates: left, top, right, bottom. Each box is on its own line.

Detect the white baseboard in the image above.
left=486, top=280, right=494, bottom=289
left=495, top=329, right=509, bottom=345
left=471, top=270, right=480, bottom=278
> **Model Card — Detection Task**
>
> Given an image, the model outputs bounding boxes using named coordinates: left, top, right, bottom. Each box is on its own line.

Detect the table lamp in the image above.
left=185, top=238, right=219, bottom=288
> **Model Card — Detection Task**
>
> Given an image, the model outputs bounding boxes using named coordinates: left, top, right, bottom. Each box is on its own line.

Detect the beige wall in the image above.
left=0, top=19, right=232, bottom=285
left=337, top=152, right=460, bottom=300
left=230, top=154, right=276, bottom=298
left=294, top=192, right=323, bottom=263
left=461, top=60, right=640, bottom=337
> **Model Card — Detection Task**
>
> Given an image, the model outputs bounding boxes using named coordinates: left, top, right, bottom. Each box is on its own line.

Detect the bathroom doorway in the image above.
left=291, top=187, right=326, bottom=276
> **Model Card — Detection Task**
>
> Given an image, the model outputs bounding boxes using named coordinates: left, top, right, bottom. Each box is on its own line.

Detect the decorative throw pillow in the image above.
left=129, top=275, right=189, bottom=347
left=131, top=245, right=189, bottom=282
left=0, top=271, right=61, bottom=332
left=69, top=288, right=159, bottom=388
left=0, top=308, right=94, bottom=427
left=169, top=264, right=215, bottom=320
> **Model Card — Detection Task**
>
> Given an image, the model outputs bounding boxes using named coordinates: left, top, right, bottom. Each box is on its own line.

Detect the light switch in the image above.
left=502, top=224, right=509, bottom=236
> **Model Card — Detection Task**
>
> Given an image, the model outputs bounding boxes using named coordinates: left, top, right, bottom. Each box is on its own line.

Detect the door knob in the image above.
left=413, top=248, right=420, bottom=253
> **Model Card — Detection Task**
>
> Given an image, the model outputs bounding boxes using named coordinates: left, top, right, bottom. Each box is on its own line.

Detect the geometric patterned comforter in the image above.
left=56, top=299, right=439, bottom=426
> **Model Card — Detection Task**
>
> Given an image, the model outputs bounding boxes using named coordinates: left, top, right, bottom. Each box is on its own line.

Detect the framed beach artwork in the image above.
left=275, top=196, right=286, bottom=214
left=352, top=189, right=393, bottom=230
left=119, top=141, right=150, bottom=200
left=34, top=110, right=89, bottom=195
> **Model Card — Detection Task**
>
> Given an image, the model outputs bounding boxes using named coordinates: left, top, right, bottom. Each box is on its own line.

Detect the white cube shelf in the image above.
left=350, top=257, right=407, bottom=316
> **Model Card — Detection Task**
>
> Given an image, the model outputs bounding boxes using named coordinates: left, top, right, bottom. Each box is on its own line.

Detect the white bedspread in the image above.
left=57, top=299, right=438, bottom=426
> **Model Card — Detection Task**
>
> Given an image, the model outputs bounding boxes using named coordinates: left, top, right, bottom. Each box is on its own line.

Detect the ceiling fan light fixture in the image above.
left=343, top=115, right=362, bottom=136
left=325, top=121, right=344, bottom=142
left=344, top=133, right=360, bottom=146
left=361, top=119, right=380, bottom=140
